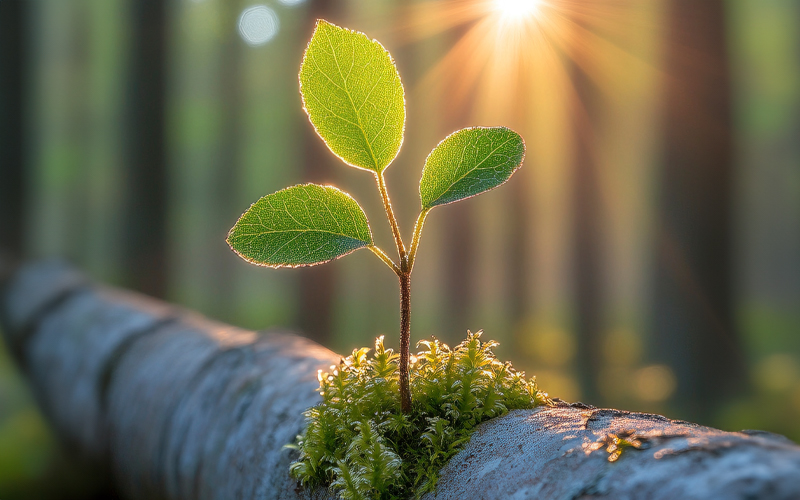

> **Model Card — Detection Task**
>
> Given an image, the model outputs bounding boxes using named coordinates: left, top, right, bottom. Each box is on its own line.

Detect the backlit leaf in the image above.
left=227, top=184, right=372, bottom=268
left=419, top=127, right=525, bottom=209
left=299, top=20, right=405, bottom=174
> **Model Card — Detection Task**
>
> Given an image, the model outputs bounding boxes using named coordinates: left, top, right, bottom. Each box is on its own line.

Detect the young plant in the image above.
left=227, top=20, right=525, bottom=414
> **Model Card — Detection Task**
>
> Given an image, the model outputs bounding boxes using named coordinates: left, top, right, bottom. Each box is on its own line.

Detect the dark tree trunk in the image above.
left=567, top=2, right=609, bottom=406
left=439, top=25, right=477, bottom=341
left=0, top=0, right=29, bottom=259
left=121, top=0, right=169, bottom=298
left=570, top=60, right=606, bottom=406
left=296, top=0, right=340, bottom=344
left=507, top=173, right=530, bottom=326
left=651, top=0, right=745, bottom=421
left=506, top=103, right=532, bottom=368
left=503, top=73, right=534, bottom=342
left=207, top=1, right=244, bottom=321
left=441, top=201, right=476, bottom=337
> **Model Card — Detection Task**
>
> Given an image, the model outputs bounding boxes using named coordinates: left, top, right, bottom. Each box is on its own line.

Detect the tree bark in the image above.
left=1, top=261, right=799, bottom=500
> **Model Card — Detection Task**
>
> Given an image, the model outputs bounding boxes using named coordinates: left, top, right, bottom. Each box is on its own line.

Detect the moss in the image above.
left=586, top=430, right=651, bottom=462
left=289, top=331, right=550, bottom=499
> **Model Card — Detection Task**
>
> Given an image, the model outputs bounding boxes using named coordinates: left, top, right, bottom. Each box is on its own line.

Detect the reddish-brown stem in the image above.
left=399, top=269, right=412, bottom=413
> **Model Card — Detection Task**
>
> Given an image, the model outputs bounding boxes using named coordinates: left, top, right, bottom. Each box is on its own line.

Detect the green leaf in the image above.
left=227, top=184, right=372, bottom=268
left=299, top=20, right=405, bottom=174
left=419, top=127, right=525, bottom=209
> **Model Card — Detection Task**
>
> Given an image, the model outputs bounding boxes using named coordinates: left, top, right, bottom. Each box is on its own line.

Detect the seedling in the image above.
left=227, top=20, right=525, bottom=414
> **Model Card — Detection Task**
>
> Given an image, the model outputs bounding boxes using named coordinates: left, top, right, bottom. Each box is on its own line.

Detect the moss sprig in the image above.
left=289, top=331, right=550, bottom=499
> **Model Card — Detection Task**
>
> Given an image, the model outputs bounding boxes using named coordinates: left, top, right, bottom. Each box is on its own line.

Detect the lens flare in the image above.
left=386, top=0, right=659, bottom=135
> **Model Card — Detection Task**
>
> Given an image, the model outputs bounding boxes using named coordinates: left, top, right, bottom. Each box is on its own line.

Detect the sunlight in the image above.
left=404, top=0, right=569, bottom=125
left=493, top=0, right=543, bottom=23
left=390, top=0, right=659, bottom=129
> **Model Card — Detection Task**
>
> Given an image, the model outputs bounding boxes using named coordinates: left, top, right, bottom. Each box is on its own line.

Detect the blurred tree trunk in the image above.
left=121, top=0, right=168, bottom=298
left=651, top=0, right=746, bottom=421
left=0, top=0, right=29, bottom=259
left=507, top=171, right=530, bottom=327
left=507, top=93, right=532, bottom=363
left=440, top=26, right=477, bottom=340
left=207, top=1, right=244, bottom=321
left=570, top=60, right=606, bottom=406
left=296, top=0, right=340, bottom=344
left=441, top=204, right=476, bottom=337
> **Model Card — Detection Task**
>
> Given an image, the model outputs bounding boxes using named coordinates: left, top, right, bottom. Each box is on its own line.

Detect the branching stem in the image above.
left=375, top=172, right=406, bottom=260
left=407, top=208, right=430, bottom=273
left=373, top=176, right=430, bottom=414
left=368, top=245, right=401, bottom=276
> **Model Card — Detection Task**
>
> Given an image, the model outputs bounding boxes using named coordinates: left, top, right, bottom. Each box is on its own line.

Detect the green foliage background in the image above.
left=1, top=0, right=799, bottom=498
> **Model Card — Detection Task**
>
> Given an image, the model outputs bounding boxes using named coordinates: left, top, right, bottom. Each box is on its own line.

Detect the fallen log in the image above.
left=1, top=261, right=799, bottom=499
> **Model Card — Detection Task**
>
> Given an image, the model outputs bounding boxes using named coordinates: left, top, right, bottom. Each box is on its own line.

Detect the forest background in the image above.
left=1, top=0, right=798, bottom=497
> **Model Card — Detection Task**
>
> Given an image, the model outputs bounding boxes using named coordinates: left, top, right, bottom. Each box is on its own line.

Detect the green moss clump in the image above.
left=289, top=331, right=550, bottom=499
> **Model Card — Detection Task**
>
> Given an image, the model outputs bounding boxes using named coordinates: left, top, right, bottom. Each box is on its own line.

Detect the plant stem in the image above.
left=375, top=172, right=406, bottom=259
left=368, top=245, right=401, bottom=275
left=373, top=173, right=420, bottom=413
left=399, top=270, right=412, bottom=413
left=407, top=208, right=430, bottom=272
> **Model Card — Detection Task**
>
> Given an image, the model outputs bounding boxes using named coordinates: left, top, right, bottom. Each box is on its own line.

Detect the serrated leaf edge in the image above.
left=226, top=183, right=374, bottom=269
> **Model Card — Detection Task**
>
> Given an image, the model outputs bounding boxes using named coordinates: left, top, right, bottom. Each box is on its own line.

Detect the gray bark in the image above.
left=1, top=261, right=799, bottom=500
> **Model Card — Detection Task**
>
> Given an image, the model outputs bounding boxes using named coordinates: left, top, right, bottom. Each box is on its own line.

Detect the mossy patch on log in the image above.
left=288, top=331, right=550, bottom=499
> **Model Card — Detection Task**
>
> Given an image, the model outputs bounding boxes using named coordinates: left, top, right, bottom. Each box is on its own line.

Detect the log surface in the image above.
left=2, top=262, right=799, bottom=500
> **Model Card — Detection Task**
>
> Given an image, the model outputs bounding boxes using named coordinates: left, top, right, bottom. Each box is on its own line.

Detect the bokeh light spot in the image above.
left=602, top=328, right=642, bottom=367
left=535, top=369, right=580, bottom=402
left=238, top=5, right=279, bottom=46
left=277, top=0, right=306, bottom=6
left=792, top=386, right=800, bottom=414
left=519, top=321, right=575, bottom=367
left=634, top=365, right=677, bottom=402
left=754, top=354, right=800, bottom=393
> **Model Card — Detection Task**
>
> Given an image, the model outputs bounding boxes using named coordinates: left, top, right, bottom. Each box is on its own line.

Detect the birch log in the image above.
left=1, top=261, right=799, bottom=500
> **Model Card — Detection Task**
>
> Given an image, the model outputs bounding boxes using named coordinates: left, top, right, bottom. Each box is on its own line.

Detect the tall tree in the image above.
left=207, top=0, right=244, bottom=321
left=570, top=61, right=606, bottom=406
left=440, top=202, right=476, bottom=338
left=121, top=0, right=169, bottom=298
left=295, top=0, right=341, bottom=344
left=505, top=78, right=533, bottom=364
left=0, top=0, right=29, bottom=259
left=651, top=0, right=745, bottom=421
left=439, top=25, right=477, bottom=342
left=506, top=158, right=530, bottom=328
